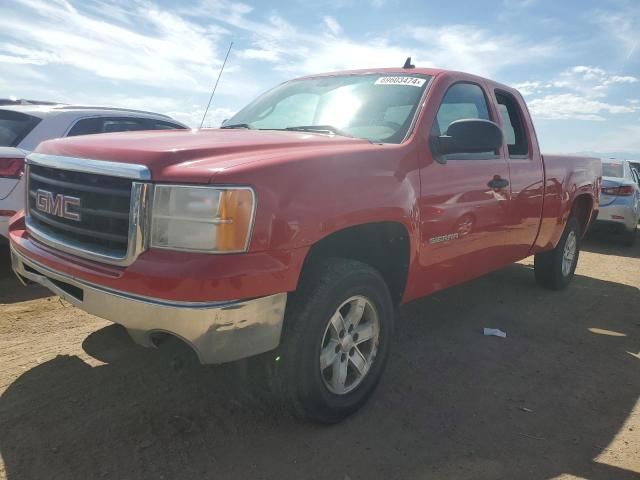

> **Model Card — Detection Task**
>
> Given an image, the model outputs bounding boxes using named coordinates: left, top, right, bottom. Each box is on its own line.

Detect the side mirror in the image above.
left=433, top=119, right=503, bottom=159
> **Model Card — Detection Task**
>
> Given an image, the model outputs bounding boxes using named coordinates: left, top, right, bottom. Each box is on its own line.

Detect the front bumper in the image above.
left=11, top=247, right=287, bottom=364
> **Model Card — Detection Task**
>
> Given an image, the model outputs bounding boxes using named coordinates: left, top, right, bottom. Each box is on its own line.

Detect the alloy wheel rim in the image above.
left=319, top=295, right=380, bottom=395
left=562, top=230, right=577, bottom=277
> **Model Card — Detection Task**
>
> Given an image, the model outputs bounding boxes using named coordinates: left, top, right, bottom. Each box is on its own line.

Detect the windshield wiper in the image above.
left=283, top=125, right=354, bottom=138
left=220, top=123, right=252, bottom=129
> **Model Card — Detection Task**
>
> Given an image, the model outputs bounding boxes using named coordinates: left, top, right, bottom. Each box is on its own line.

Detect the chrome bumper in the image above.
left=11, top=248, right=287, bottom=364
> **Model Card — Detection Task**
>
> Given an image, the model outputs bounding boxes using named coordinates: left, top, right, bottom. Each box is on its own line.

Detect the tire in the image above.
left=273, top=258, right=394, bottom=423
left=622, top=224, right=636, bottom=247
left=534, top=216, right=581, bottom=290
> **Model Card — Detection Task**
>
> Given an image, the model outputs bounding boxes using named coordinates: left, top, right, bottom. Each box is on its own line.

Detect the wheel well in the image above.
left=301, top=222, right=410, bottom=306
left=571, top=194, right=593, bottom=236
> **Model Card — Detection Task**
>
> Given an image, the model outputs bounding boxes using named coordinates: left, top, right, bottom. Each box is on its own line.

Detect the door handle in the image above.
left=488, top=176, right=509, bottom=189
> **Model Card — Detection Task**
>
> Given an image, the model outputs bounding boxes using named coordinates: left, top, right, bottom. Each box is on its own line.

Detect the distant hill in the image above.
left=574, top=151, right=640, bottom=161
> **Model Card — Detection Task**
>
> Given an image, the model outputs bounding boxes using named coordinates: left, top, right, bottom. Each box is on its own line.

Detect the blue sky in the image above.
left=1, top=0, right=638, bottom=157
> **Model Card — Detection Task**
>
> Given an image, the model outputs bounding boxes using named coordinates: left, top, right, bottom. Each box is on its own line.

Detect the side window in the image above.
left=433, top=83, right=491, bottom=136
left=68, top=117, right=148, bottom=136
left=100, top=118, right=147, bottom=133
left=496, top=91, right=529, bottom=157
left=67, top=118, right=102, bottom=136
left=146, top=119, right=186, bottom=130
left=432, top=82, right=495, bottom=159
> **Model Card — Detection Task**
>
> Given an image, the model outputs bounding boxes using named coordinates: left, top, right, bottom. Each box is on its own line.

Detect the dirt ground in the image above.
left=0, top=231, right=638, bottom=480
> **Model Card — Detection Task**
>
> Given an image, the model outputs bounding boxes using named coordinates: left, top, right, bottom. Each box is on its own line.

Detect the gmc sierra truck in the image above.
left=9, top=67, right=601, bottom=423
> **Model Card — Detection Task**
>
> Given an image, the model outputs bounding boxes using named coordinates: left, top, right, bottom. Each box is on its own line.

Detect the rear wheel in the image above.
left=274, top=258, right=394, bottom=423
left=622, top=224, right=637, bottom=247
left=534, top=216, right=581, bottom=290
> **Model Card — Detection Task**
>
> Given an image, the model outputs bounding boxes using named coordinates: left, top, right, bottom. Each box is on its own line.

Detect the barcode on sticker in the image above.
left=374, top=76, right=426, bottom=87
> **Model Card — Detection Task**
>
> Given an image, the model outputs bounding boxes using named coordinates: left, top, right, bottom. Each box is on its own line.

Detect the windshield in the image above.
left=0, top=110, right=41, bottom=147
left=225, top=73, right=432, bottom=143
left=602, top=162, right=624, bottom=178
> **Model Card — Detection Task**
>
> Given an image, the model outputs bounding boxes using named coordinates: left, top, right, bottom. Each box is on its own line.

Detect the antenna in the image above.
left=200, top=41, right=234, bottom=129
left=403, top=57, right=415, bottom=69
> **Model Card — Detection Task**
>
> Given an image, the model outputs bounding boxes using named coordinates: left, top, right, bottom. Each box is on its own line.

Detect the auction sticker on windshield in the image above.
left=374, top=76, right=426, bottom=87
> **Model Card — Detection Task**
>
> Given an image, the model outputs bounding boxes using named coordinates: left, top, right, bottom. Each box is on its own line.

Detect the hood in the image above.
left=34, top=129, right=372, bottom=183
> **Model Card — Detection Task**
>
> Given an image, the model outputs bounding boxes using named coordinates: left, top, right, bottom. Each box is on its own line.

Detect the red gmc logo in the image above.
left=35, top=189, right=81, bottom=221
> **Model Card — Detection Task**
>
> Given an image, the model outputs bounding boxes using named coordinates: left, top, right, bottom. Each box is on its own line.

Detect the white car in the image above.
left=592, top=159, right=640, bottom=246
left=0, top=104, right=187, bottom=240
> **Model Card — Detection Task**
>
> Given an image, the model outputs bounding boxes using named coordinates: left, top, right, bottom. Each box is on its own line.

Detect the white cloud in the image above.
left=323, top=16, right=342, bottom=36
left=0, top=0, right=561, bottom=127
left=517, top=64, right=639, bottom=121
left=580, top=124, right=640, bottom=154
left=569, top=66, right=638, bottom=88
left=528, top=93, right=638, bottom=121
left=0, top=0, right=224, bottom=91
left=513, top=81, right=547, bottom=96
left=238, top=48, right=280, bottom=62
left=185, top=1, right=559, bottom=79
left=590, top=7, right=640, bottom=63
left=406, top=25, right=557, bottom=77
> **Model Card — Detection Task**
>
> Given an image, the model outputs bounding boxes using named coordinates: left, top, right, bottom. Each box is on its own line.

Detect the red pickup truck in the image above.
left=9, top=67, right=601, bottom=423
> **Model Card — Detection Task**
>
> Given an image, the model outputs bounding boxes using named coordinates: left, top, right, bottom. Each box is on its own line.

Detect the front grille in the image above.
left=27, top=164, right=133, bottom=257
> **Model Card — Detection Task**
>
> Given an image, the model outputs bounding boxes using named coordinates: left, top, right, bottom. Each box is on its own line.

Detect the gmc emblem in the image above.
left=35, top=189, right=81, bottom=221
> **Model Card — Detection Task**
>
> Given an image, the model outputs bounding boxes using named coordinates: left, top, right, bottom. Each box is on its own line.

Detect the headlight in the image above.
left=151, top=185, right=255, bottom=252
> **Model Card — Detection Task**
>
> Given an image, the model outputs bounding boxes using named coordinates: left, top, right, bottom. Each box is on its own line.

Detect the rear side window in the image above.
left=602, top=162, right=624, bottom=178
left=67, top=117, right=184, bottom=137
left=495, top=91, right=529, bottom=157
left=147, top=119, right=186, bottom=130
left=433, top=83, right=491, bottom=136
left=0, top=110, right=41, bottom=147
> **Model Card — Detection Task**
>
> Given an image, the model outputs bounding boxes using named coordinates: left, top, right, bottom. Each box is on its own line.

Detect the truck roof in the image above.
left=294, top=67, right=520, bottom=96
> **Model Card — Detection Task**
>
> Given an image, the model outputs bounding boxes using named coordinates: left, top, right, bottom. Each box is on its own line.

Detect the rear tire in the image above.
left=534, top=216, right=581, bottom=290
left=273, top=258, right=394, bottom=423
left=622, top=224, right=637, bottom=247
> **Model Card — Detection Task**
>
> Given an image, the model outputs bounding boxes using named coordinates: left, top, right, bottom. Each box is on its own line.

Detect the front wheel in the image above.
left=274, top=258, right=394, bottom=423
left=534, top=216, right=581, bottom=290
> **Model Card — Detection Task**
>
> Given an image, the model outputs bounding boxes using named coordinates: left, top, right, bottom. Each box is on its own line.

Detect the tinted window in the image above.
left=0, top=110, right=41, bottom=147
left=68, top=117, right=184, bottom=137
left=101, top=118, right=147, bottom=133
left=496, top=92, right=528, bottom=156
left=602, top=162, right=624, bottom=178
left=67, top=118, right=104, bottom=136
left=432, top=83, right=495, bottom=159
left=433, top=83, right=491, bottom=136
left=147, top=119, right=186, bottom=130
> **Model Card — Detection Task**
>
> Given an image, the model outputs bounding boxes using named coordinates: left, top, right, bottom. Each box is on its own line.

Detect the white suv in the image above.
left=0, top=104, right=187, bottom=240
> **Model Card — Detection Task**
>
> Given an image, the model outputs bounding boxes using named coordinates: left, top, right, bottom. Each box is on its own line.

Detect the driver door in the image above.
left=415, top=81, right=512, bottom=295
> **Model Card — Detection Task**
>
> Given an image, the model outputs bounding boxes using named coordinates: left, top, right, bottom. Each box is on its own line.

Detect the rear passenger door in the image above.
left=493, top=90, right=544, bottom=261
left=416, top=81, right=512, bottom=295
